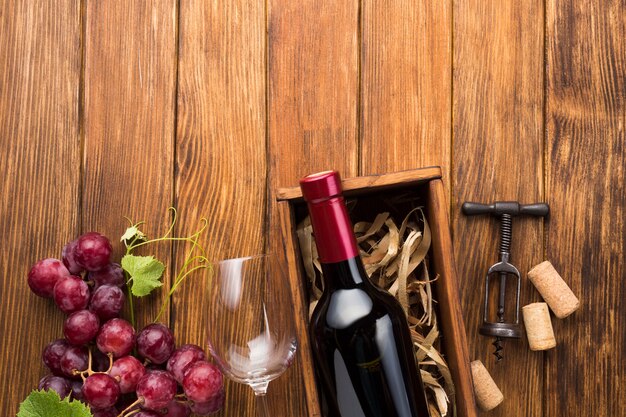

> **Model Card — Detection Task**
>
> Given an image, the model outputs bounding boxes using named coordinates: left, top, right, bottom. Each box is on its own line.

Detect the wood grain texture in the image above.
left=174, top=1, right=267, bottom=415
left=0, top=1, right=80, bottom=413
left=268, top=0, right=359, bottom=182
left=360, top=0, right=451, bottom=190
left=545, top=1, right=625, bottom=416
left=452, top=1, right=545, bottom=416
left=268, top=0, right=360, bottom=415
left=83, top=1, right=177, bottom=329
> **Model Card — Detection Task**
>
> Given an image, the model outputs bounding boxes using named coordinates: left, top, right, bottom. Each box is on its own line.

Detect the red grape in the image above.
left=136, top=370, right=177, bottom=410
left=70, top=380, right=84, bottom=401
left=53, top=275, right=90, bottom=314
left=164, top=400, right=192, bottom=417
left=60, top=345, right=89, bottom=379
left=64, top=310, right=100, bottom=345
left=42, top=338, right=70, bottom=376
left=74, top=232, right=112, bottom=271
left=97, top=318, right=136, bottom=358
left=38, top=374, right=71, bottom=398
left=137, top=323, right=175, bottom=365
left=82, top=373, right=120, bottom=409
left=182, top=361, right=223, bottom=403
left=166, top=344, right=206, bottom=383
left=90, top=284, right=125, bottom=320
left=190, top=387, right=225, bottom=416
left=28, top=258, right=70, bottom=298
left=110, top=355, right=146, bottom=394
left=89, top=263, right=125, bottom=288
left=62, top=240, right=83, bottom=275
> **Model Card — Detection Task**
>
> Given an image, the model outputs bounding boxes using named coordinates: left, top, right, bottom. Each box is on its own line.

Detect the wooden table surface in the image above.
left=1, top=1, right=624, bottom=416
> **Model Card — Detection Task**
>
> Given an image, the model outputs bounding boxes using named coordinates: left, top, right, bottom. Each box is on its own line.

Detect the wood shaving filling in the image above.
left=297, top=205, right=456, bottom=417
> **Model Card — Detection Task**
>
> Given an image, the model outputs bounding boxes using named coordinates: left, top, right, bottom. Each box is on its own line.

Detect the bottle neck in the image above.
left=320, top=257, right=369, bottom=290
left=306, top=195, right=359, bottom=263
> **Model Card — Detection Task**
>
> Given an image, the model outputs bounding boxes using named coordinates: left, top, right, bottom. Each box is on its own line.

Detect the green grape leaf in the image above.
left=120, top=225, right=146, bottom=243
left=121, top=254, right=165, bottom=297
left=17, top=390, right=92, bottom=417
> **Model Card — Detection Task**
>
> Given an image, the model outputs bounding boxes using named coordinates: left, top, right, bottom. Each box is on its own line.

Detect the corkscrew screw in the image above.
left=462, top=201, right=549, bottom=361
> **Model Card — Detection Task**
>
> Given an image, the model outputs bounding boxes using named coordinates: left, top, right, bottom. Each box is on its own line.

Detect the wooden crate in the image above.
left=276, top=167, right=477, bottom=417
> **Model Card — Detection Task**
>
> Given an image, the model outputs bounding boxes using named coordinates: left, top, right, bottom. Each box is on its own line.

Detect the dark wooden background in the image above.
left=1, top=1, right=624, bottom=416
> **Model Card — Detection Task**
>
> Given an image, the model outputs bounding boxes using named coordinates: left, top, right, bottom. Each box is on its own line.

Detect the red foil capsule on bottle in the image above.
left=299, top=171, right=359, bottom=263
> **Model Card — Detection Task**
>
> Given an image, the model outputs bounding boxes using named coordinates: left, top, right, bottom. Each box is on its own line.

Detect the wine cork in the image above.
left=527, top=261, right=579, bottom=318
left=470, top=360, right=503, bottom=411
left=522, top=302, right=556, bottom=351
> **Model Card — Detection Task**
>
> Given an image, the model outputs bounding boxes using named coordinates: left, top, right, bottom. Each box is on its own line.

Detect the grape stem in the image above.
left=153, top=256, right=211, bottom=323
left=117, top=398, right=142, bottom=417
left=122, top=208, right=211, bottom=328
left=106, top=352, right=114, bottom=373
left=74, top=347, right=114, bottom=380
left=73, top=347, right=92, bottom=381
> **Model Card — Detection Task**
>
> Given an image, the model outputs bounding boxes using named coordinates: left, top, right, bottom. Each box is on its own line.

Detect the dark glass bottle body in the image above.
left=309, top=257, right=431, bottom=417
left=300, top=170, right=430, bottom=417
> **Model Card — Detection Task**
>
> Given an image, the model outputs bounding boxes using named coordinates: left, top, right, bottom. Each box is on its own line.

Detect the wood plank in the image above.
left=83, top=1, right=177, bottom=329
left=174, top=1, right=267, bottom=415
left=452, top=1, right=545, bottom=416
left=545, top=1, right=625, bottom=416
left=268, top=0, right=360, bottom=415
left=0, top=0, right=81, bottom=412
left=268, top=0, right=359, bottom=182
left=360, top=0, right=451, bottom=192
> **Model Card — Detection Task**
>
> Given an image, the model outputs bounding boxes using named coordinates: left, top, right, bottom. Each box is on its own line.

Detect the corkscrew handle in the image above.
left=462, top=201, right=549, bottom=217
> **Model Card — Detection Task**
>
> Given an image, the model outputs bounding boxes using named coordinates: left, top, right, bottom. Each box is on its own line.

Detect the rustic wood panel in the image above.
left=360, top=0, right=451, bottom=190
left=452, top=1, right=545, bottom=416
left=268, top=0, right=359, bottom=180
left=174, top=1, right=267, bottom=415
left=83, top=1, right=177, bottom=329
left=545, top=1, right=625, bottom=416
left=268, top=0, right=360, bottom=415
left=0, top=1, right=81, bottom=413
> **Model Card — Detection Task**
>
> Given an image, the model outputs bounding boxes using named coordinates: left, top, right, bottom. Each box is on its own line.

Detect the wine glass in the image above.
left=206, top=254, right=298, bottom=416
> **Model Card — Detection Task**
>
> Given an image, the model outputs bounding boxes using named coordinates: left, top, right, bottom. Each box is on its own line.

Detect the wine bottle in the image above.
left=300, top=171, right=431, bottom=417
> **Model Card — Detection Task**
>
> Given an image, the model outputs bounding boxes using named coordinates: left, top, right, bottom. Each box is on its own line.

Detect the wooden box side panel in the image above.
left=427, top=179, right=477, bottom=417
left=276, top=166, right=442, bottom=201
left=277, top=201, right=322, bottom=417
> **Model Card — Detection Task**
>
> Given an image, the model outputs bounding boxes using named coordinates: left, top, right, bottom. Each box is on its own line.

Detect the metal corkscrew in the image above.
left=462, top=201, right=549, bottom=361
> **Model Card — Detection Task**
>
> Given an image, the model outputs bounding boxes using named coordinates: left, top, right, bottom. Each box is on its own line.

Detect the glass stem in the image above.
left=255, top=392, right=270, bottom=417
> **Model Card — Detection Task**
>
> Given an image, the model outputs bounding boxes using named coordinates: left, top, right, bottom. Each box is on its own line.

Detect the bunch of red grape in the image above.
left=28, top=232, right=225, bottom=417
